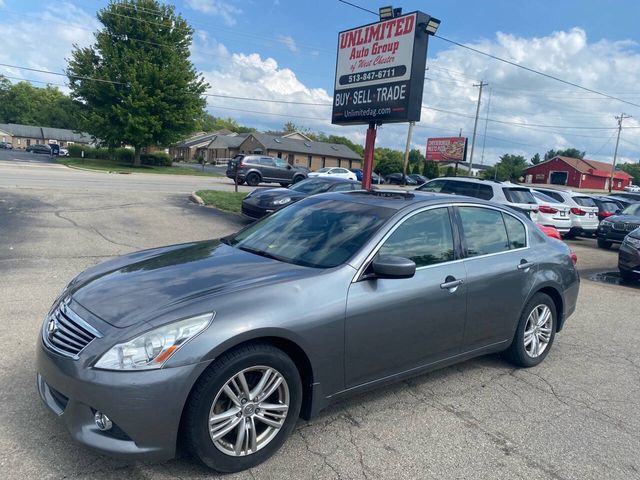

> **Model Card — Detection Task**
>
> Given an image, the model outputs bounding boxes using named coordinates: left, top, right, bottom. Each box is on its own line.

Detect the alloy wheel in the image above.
left=523, top=304, right=553, bottom=358
left=208, top=366, right=290, bottom=457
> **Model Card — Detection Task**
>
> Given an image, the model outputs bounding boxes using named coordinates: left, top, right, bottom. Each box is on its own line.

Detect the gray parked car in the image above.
left=36, top=191, right=579, bottom=472
left=226, top=154, right=308, bottom=187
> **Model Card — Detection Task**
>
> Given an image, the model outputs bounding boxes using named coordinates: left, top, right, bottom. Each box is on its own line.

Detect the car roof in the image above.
left=317, top=190, right=510, bottom=212
left=306, top=176, right=357, bottom=184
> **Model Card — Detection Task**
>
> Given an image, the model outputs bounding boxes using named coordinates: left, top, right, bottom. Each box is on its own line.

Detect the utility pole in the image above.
left=479, top=87, right=492, bottom=166
left=402, top=121, right=415, bottom=185
left=468, top=80, right=488, bottom=176
left=609, top=113, right=631, bottom=192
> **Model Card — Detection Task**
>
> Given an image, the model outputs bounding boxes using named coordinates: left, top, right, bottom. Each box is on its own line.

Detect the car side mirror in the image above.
left=370, top=255, right=416, bottom=279
left=287, top=164, right=292, bottom=170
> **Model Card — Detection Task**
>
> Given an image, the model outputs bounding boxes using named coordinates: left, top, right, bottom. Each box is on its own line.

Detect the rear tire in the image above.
left=620, top=268, right=636, bottom=282
left=184, top=343, right=302, bottom=473
left=292, top=175, right=305, bottom=184
left=279, top=182, right=289, bottom=188
left=503, top=293, right=556, bottom=368
left=246, top=173, right=260, bottom=187
left=597, top=239, right=612, bottom=249
left=235, top=179, right=245, bottom=186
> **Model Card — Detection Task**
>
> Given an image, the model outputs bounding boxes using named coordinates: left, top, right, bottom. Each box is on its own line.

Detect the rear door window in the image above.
left=418, top=179, right=447, bottom=192
left=458, top=207, right=510, bottom=257
left=502, top=214, right=527, bottom=249
left=503, top=188, right=536, bottom=204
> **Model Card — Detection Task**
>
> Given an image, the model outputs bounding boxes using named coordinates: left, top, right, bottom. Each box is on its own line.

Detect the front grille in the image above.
left=43, top=300, right=102, bottom=359
left=614, top=222, right=639, bottom=232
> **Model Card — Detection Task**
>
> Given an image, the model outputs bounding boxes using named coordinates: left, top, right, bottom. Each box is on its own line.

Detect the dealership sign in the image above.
left=426, top=137, right=468, bottom=162
left=332, top=11, right=431, bottom=125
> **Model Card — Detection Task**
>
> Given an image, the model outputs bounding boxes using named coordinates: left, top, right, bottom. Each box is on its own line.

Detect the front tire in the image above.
left=597, top=239, right=612, bottom=249
left=292, top=175, right=305, bottom=184
left=503, top=293, right=556, bottom=368
left=184, top=343, right=302, bottom=473
left=620, top=268, right=637, bottom=282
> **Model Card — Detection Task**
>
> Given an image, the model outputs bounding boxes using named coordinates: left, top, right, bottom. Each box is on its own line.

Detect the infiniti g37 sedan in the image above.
left=36, top=191, right=579, bottom=472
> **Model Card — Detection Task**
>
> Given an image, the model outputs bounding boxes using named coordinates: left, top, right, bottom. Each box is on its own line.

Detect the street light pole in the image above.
left=468, top=80, right=488, bottom=176
left=609, top=113, right=631, bottom=192
left=402, top=121, right=415, bottom=185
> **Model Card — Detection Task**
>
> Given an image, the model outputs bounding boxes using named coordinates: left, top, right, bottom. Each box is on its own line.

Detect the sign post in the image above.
left=332, top=10, right=439, bottom=189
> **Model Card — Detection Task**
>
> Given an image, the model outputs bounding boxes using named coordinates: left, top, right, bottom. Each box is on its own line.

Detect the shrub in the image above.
left=67, top=144, right=85, bottom=158
left=141, top=152, right=172, bottom=167
left=411, top=164, right=421, bottom=174
left=115, top=147, right=134, bottom=164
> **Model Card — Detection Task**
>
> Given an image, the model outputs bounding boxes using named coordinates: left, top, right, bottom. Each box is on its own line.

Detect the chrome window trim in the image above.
left=352, top=202, right=531, bottom=283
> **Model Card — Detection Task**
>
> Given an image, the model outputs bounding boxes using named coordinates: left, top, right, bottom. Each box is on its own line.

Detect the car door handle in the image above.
left=440, top=277, right=464, bottom=292
left=517, top=261, right=535, bottom=271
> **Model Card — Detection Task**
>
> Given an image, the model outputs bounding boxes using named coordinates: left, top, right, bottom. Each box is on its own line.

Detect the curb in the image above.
left=189, top=191, right=205, bottom=205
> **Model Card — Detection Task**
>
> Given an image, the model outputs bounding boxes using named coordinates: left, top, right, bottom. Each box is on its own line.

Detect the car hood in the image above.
left=606, top=214, right=640, bottom=224
left=245, top=188, right=307, bottom=205
left=68, top=240, right=314, bottom=328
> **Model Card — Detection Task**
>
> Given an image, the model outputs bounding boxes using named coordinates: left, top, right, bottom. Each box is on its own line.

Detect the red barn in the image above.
left=524, top=156, right=632, bottom=191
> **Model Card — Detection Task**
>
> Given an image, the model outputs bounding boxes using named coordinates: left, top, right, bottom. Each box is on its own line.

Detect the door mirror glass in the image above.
left=287, top=164, right=292, bottom=169
left=371, top=255, right=416, bottom=279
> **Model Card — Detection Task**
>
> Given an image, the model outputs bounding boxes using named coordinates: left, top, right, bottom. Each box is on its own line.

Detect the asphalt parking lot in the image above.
left=1, top=162, right=639, bottom=480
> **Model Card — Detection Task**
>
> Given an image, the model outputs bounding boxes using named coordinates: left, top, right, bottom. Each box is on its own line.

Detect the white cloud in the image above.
left=277, top=34, right=298, bottom=53
left=0, top=3, right=97, bottom=91
left=186, top=0, right=242, bottom=27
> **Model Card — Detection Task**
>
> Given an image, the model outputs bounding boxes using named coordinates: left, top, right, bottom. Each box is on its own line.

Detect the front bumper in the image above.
left=36, top=337, right=209, bottom=461
left=597, top=228, right=628, bottom=244
left=619, top=242, right=640, bottom=273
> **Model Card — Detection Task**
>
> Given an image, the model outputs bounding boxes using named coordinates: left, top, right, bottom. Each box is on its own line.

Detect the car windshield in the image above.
left=573, top=196, right=597, bottom=207
left=532, top=191, right=559, bottom=204
left=599, top=201, right=619, bottom=212
left=622, top=204, right=640, bottom=216
left=227, top=198, right=394, bottom=268
left=289, top=178, right=335, bottom=194
left=503, top=188, right=536, bottom=204
left=315, top=168, right=331, bottom=173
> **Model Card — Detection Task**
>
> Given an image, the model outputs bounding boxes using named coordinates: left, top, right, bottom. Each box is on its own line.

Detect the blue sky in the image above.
left=1, top=0, right=640, bottom=164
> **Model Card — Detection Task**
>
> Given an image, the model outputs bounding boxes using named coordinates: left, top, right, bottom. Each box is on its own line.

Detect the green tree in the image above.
left=544, top=148, right=585, bottom=161
left=408, top=148, right=423, bottom=165
left=483, top=154, right=529, bottom=181
left=423, top=160, right=439, bottom=179
left=411, top=164, right=421, bottom=174
left=373, top=147, right=404, bottom=176
left=445, top=166, right=455, bottom=177
left=621, top=162, right=640, bottom=184
left=531, top=153, right=541, bottom=165
left=66, top=0, right=207, bottom=165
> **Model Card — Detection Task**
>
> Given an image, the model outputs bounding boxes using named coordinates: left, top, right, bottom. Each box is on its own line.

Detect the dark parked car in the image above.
left=241, top=177, right=360, bottom=219
left=590, top=196, right=624, bottom=221
left=350, top=168, right=382, bottom=184
left=597, top=203, right=640, bottom=249
left=385, top=172, right=418, bottom=185
left=408, top=174, right=429, bottom=185
left=36, top=191, right=579, bottom=472
left=0, top=141, right=13, bottom=149
left=26, top=144, right=52, bottom=154
left=607, top=194, right=638, bottom=210
left=619, top=227, right=640, bottom=281
left=226, top=154, right=307, bottom=187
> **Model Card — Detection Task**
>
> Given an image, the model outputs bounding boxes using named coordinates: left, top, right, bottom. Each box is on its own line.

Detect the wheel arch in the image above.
left=529, top=285, right=565, bottom=332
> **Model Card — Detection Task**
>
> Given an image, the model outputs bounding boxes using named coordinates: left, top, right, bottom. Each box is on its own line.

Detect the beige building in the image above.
left=0, top=123, right=93, bottom=149
left=172, top=131, right=362, bottom=169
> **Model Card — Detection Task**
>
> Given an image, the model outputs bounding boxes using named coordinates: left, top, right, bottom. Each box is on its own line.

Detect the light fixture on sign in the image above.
left=425, top=17, right=441, bottom=35
left=378, top=6, right=393, bottom=20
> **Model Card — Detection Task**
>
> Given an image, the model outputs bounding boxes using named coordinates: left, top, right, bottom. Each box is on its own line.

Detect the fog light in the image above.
left=94, top=411, right=112, bottom=431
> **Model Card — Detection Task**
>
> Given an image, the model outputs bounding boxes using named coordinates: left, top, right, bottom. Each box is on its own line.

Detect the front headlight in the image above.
left=601, top=219, right=613, bottom=227
left=272, top=197, right=291, bottom=206
left=94, top=313, right=213, bottom=371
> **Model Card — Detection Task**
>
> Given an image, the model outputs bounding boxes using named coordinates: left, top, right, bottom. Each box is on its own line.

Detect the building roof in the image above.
left=526, top=156, right=632, bottom=179
left=206, top=133, right=249, bottom=150
left=0, top=123, right=93, bottom=143
left=243, top=133, right=362, bottom=160
left=174, top=132, right=219, bottom=148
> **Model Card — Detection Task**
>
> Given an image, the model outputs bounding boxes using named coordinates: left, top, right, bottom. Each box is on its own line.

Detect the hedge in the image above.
left=66, top=146, right=170, bottom=166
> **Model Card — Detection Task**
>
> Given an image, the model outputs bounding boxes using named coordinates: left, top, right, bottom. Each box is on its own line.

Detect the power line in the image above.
left=203, top=93, right=331, bottom=106
left=337, top=0, right=377, bottom=16
left=0, top=63, right=125, bottom=85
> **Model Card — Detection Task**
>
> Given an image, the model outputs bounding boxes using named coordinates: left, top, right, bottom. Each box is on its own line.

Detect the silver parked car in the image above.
left=531, top=190, right=571, bottom=235
left=37, top=191, right=579, bottom=472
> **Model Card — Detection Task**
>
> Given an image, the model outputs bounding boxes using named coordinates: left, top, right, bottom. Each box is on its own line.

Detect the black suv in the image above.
left=26, top=144, right=52, bottom=154
left=597, top=203, right=640, bottom=249
left=226, top=154, right=308, bottom=187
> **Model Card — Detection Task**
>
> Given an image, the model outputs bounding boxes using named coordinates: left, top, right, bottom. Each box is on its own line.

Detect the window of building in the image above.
left=307, top=155, right=312, bottom=167
left=26, top=139, right=31, bottom=146
left=458, top=207, right=510, bottom=257
left=277, top=152, right=282, bottom=158
left=321, top=156, right=326, bottom=168
left=379, top=208, right=455, bottom=268
left=17, top=139, right=21, bottom=145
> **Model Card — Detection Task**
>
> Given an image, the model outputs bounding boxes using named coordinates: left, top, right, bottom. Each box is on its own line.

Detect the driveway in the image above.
left=0, top=148, right=56, bottom=163
left=1, top=163, right=639, bottom=480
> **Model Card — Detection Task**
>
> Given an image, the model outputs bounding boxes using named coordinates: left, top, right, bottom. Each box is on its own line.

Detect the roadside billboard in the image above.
left=426, top=137, right=468, bottom=162
left=331, top=11, right=431, bottom=125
